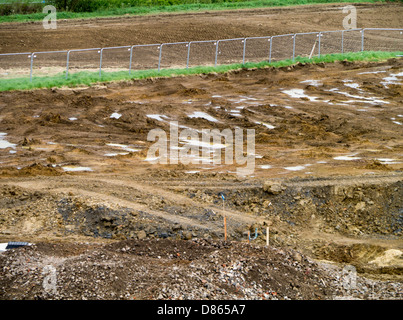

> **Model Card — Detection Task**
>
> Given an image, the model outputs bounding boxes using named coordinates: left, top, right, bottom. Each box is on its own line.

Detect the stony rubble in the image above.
left=0, top=239, right=401, bottom=300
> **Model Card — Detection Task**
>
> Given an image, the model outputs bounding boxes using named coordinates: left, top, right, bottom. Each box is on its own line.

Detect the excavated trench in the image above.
left=1, top=174, right=402, bottom=279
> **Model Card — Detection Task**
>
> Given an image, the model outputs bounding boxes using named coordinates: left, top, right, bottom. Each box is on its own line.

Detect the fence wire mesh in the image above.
left=130, top=44, right=160, bottom=72
left=363, top=29, right=403, bottom=52
left=0, top=53, right=31, bottom=79
left=187, top=40, right=217, bottom=68
left=66, top=49, right=101, bottom=77
left=243, top=37, right=271, bottom=63
left=159, top=42, right=189, bottom=70
left=294, top=33, right=319, bottom=59
left=270, top=34, right=294, bottom=62
left=216, top=38, right=245, bottom=66
left=0, top=28, right=401, bottom=82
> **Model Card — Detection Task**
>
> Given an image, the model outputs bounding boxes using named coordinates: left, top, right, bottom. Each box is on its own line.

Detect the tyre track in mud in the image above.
left=1, top=176, right=268, bottom=229
left=1, top=179, right=223, bottom=233
left=1, top=171, right=401, bottom=233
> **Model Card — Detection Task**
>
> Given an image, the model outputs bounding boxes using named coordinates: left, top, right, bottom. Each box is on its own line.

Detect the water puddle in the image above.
left=284, top=165, right=308, bottom=171
left=0, top=133, right=16, bottom=149
left=188, top=111, right=219, bottom=123
left=343, top=80, right=360, bottom=90
left=380, top=72, right=403, bottom=88
left=180, top=138, right=227, bottom=150
left=327, top=88, right=389, bottom=105
left=358, top=70, right=387, bottom=75
left=259, top=165, right=272, bottom=169
left=147, top=114, right=169, bottom=122
left=376, top=158, right=400, bottom=165
left=300, top=80, right=322, bottom=86
left=106, top=143, right=139, bottom=153
left=282, top=89, right=318, bottom=102
left=229, top=109, right=242, bottom=117
left=334, top=155, right=361, bottom=161
left=104, top=153, right=129, bottom=157
left=255, top=121, right=275, bottom=129
left=62, top=166, right=93, bottom=172
left=110, top=112, right=122, bottom=119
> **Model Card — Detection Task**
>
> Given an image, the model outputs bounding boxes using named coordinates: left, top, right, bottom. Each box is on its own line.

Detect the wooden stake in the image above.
left=266, top=226, right=270, bottom=247
left=309, top=39, right=317, bottom=59
left=224, top=216, right=227, bottom=241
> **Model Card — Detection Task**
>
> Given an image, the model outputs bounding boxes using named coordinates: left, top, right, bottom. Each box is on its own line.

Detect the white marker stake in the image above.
left=266, top=227, right=270, bottom=247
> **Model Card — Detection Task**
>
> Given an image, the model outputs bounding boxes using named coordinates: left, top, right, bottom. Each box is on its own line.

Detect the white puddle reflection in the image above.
left=284, top=165, right=307, bottom=171
left=180, top=138, right=226, bottom=150
left=110, top=112, right=122, bottom=119
left=301, top=80, right=322, bottom=86
left=188, top=111, right=219, bottom=123
left=106, top=143, right=139, bottom=153
left=104, top=152, right=129, bottom=157
left=282, top=89, right=318, bottom=102
left=147, top=114, right=169, bottom=122
left=255, top=121, right=275, bottom=129
left=327, top=88, right=389, bottom=105
left=343, top=80, right=360, bottom=89
left=380, top=72, right=403, bottom=88
left=259, top=165, right=272, bottom=169
left=0, top=133, right=16, bottom=149
left=62, top=166, right=93, bottom=172
left=358, top=70, right=387, bottom=75
left=334, top=155, right=361, bottom=161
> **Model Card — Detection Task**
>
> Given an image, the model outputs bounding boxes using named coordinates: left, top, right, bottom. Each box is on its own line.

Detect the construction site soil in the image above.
left=0, top=3, right=402, bottom=300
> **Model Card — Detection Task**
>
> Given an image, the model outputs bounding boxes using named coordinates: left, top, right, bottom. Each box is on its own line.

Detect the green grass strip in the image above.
left=0, top=0, right=399, bottom=24
left=0, top=51, right=401, bottom=92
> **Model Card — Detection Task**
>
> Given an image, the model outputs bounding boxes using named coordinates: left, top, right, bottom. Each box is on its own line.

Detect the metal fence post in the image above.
left=269, top=37, right=272, bottom=63
left=158, top=44, right=163, bottom=72
left=186, top=42, right=191, bottom=69
left=242, top=38, right=247, bottom=64
left=341, top=30, right=344, bottom=54
left=292, top=34, right=296, bottom=61
left=215, top=40, right=219, bottom=67
left=99, top=48, right=104, bottom=78
left=129, top=46, right=134, bottom=75
left=29, top=52, right=35, bottom=82
left=318, top=33, right=321, bottom=57
left=66, top=50, right=70, bottom=79
left=361, top=29, right=365, bottom=52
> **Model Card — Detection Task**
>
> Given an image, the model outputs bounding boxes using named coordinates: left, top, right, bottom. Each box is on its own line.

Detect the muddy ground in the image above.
left=1, top=57, right=402, bottom=300
left=0, top=3, right=403, bottom=300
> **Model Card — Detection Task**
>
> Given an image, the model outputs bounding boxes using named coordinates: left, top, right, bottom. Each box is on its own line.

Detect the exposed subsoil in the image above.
left=0, top=3, right=403, bottom=300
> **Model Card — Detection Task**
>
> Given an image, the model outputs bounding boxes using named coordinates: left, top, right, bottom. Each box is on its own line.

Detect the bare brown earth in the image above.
left=0, top=2, right=402, bottom=53
left=0, top=3, right=403, bottom=300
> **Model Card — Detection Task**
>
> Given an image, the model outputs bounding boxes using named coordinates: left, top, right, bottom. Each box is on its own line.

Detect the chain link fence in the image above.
left=0, top=28, right=402, bottom=82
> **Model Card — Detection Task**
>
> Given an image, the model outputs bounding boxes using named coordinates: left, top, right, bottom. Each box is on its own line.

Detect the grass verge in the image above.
left=0, top=51, right=401, bottom=92
left=0, top=0, right=399, bottom=23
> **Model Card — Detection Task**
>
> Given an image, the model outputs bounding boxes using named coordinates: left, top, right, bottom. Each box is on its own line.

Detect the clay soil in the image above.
left=0, top=3, right=403, bottom=300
